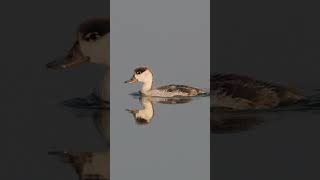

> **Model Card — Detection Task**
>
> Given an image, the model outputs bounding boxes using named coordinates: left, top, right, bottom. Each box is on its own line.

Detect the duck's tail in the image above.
left=274, top=90, right=320, bottom=112
left=302, top=90, right=320, bottom=109
left=198, top=88, right=210, bottom=96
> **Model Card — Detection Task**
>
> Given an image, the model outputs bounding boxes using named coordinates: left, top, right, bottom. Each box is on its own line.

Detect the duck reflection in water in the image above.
left=49, top=151, right=109, bottom=180
left=211, top=107, right=265, bottom=134
left=127, top=94, right=263, bottom=134
left=49, top=107, right=109, bottom=180
left=126, top=96, right=193, bottom=125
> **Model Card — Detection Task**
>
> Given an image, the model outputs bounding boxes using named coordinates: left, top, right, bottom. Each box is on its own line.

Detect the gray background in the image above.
left=110, top=0, right=210, bottom=179
left=213, top=0, right=320, bottom=180
left=0, top=1, right=108, bottom=179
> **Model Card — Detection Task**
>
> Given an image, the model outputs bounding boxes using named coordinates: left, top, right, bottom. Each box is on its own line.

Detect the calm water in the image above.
left=111, top=86, right=210, bottom=180
left=212, top=105, right=320, bottom=180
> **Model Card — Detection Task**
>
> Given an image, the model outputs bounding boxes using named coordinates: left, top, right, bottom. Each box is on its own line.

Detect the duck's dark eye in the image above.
left=84, top=32, right=100, bottom=41
left=136, top=71, right=141, bottom=74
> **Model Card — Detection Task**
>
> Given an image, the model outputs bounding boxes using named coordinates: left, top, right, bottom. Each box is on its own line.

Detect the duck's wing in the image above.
left=157, top=84, right=203, bottom=94
left=211, top=76, right=280, bottom=109
left=211, top=73, right=304, bottom=106
left=212, top=81, right=268, bottom=100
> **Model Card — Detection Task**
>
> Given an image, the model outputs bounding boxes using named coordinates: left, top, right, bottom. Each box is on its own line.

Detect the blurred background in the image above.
left=212, top=0, right=320, bottom=180
left=0, top=1, right=108, bottom=179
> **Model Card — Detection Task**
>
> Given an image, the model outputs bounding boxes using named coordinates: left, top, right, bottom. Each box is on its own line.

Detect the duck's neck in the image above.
left=141, top=80, right=153, bottom=94
left=136, top=97, right=154, bottom=123
left=141, top=97, right=153, bottom=111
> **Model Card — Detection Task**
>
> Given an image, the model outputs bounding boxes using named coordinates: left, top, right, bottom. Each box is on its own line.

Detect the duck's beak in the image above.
left=126, top=109, right=138, bottom=115
left=124, top=75, right=138, bottom=84
left=46, top=41, right=90, bottom=70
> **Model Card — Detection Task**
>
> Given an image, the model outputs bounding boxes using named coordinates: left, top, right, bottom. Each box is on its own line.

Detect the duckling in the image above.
left=47, top=16, right=110, bottom=102
left=211, top=73, right=306, bottom=110
left=125, top=66, right=208, bottom=97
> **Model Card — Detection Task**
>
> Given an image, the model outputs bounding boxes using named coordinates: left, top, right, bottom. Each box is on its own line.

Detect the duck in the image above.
left=125, top=66, right=208, bottom=97
left=211, top=73, right=306, bottom=110
left=46, top=16, right=110, bottom=103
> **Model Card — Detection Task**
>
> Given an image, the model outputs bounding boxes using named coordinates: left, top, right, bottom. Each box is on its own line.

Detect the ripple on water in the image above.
left=61, top=92, right=109, bottom=110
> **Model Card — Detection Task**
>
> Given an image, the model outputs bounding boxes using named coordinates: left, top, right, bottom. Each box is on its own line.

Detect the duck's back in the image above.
left=211, top=73, right=305, bottom=110
left=153, top=84, right=206, bottom=97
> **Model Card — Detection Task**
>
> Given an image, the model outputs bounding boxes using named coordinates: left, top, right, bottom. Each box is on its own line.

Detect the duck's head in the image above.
left=124, top=66, right=153, bottom=84
left=47, top=17, right=110, bottom=69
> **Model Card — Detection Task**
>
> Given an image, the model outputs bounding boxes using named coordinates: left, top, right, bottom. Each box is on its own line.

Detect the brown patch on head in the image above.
left=78, top=17, right=110, bottom=41
left=134, top=67, right=148, bottom=75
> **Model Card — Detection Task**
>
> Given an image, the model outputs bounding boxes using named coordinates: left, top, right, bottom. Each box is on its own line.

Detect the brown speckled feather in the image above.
left=157, top=84, right=205, bottom=96
left=211, top=73, right=305, bottom=109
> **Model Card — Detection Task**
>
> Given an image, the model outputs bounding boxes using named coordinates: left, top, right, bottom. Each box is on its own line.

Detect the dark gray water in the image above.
left=112, top=93, right=209, bottom=180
